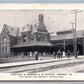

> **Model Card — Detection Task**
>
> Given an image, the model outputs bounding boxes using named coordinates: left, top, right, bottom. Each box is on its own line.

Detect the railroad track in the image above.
left=0, top=57, right=84, bottom=73
left=13, top=60, right=84, bottom=73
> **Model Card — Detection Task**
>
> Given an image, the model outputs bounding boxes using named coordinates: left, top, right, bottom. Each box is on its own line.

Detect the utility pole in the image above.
left=71, top=10, right=82, bottom=58
left=70, top=22, right=74, bottom=30
left=70, top=22, right=75, bottom=57
left=0, top=34, right=1, bottom=58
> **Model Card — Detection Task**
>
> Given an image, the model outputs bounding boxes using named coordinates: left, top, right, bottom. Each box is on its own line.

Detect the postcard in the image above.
left=0, top=4, right=84, bottom=81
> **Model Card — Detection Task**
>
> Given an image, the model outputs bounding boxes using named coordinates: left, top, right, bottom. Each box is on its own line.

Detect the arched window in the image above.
left=1, top=36, right=9, bottom=43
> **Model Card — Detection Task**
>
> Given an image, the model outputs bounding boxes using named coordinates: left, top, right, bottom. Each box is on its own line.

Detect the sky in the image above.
left=0, top=10, right=84, bottom=33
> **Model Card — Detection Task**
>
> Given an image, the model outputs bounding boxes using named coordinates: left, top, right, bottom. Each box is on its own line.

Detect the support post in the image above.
left=63, top=40, right=66, bottom=51
left=83, top=38, right=84, bottom=55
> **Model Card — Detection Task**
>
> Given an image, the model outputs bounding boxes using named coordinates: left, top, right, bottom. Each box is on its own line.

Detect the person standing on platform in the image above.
left=60, top=51, right=63, bottom=58
left=77, top=50, right=79, bottom=56
left=57, top=50, right=61, bottom=59
left=53, top=51, right=56, bottom=59
left=63, top=51, right=66, bottom=57
left=67, top=50, right=70, bottom=58
left=43, top=52, right=46, bottom=60
left=29, top=51, right=32, bottom=59
left=35, top=51, right=38, bottom=60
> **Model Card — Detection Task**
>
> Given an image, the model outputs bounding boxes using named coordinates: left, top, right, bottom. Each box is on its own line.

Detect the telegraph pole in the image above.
left=70, top=22, right=75, bottom=57
left=71, top=10, right=82, bottom=58
left=0, top=33, right=1, bottom=58
left=70, top=22, right=74, bottom=30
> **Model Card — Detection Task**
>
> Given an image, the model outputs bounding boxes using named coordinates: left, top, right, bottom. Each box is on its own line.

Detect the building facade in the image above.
left=0, top=14, right=53, bottom=58
left=0, top=14, right=84, bottom=59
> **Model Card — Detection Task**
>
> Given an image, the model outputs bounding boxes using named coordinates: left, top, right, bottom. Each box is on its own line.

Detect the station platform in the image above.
left=0, top=56, right=82, bottom=69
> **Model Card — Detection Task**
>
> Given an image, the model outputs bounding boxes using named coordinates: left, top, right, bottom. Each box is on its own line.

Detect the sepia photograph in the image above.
left=0, top=4, right=84, bottom=81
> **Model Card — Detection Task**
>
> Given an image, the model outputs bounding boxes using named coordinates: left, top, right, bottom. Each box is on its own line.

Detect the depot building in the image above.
left=0, top=14, right=84, bottom=58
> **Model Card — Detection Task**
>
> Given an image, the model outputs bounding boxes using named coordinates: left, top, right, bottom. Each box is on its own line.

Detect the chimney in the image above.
left=39, top=14, right=44, bottom=25
left=38, top=14, right=47, bottom=32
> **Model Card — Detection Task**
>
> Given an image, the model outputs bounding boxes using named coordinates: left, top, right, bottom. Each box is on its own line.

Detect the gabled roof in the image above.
left=1, top=24, right=38, bottom=37
left=1, top=24, right=19, bottom=37
left=18, top=24, right=38, bottom=36
left=50, top=30, right=84, bottom=41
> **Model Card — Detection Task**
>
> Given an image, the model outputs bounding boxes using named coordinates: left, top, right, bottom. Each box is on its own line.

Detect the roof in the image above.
left=11, top=42, right=53, bottom=48
left=1, top=14, right=48, bottom=36
left=50, top=30, right=84, bottom=41
left=2, top=24, right=19, bottom=37
left=2, top=24, right=38, bottom=36
left=18, top=24, right=38, bottom=36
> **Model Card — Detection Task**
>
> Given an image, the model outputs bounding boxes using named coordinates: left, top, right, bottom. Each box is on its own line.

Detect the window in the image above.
left=45, top=36, right=47, bottom=41
left=5, top=47, right=7, bottom=53
left=1, top=36, right=9, bottom=43
left=2, top=47, right=4, bottom=53
left=1, top=47, right=8, bottom=54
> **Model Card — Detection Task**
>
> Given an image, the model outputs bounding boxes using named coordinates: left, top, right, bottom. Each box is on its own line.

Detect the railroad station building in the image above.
left=0, top=14, right=84, bottom=59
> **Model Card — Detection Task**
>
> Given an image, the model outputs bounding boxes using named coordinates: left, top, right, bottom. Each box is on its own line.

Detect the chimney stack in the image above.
left=37, top=14, right=47, bottom=32
left=39, top=14, right=44, bottom=25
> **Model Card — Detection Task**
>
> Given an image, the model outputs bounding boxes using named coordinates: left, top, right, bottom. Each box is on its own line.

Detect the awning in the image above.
left=11, top=42, right=53, bottom=48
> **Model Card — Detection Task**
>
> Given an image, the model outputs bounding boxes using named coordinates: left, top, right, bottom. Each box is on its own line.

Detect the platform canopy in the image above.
left=11, top=42, right=53, bottom=48
left=50, top=30, right=84, bottom=41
